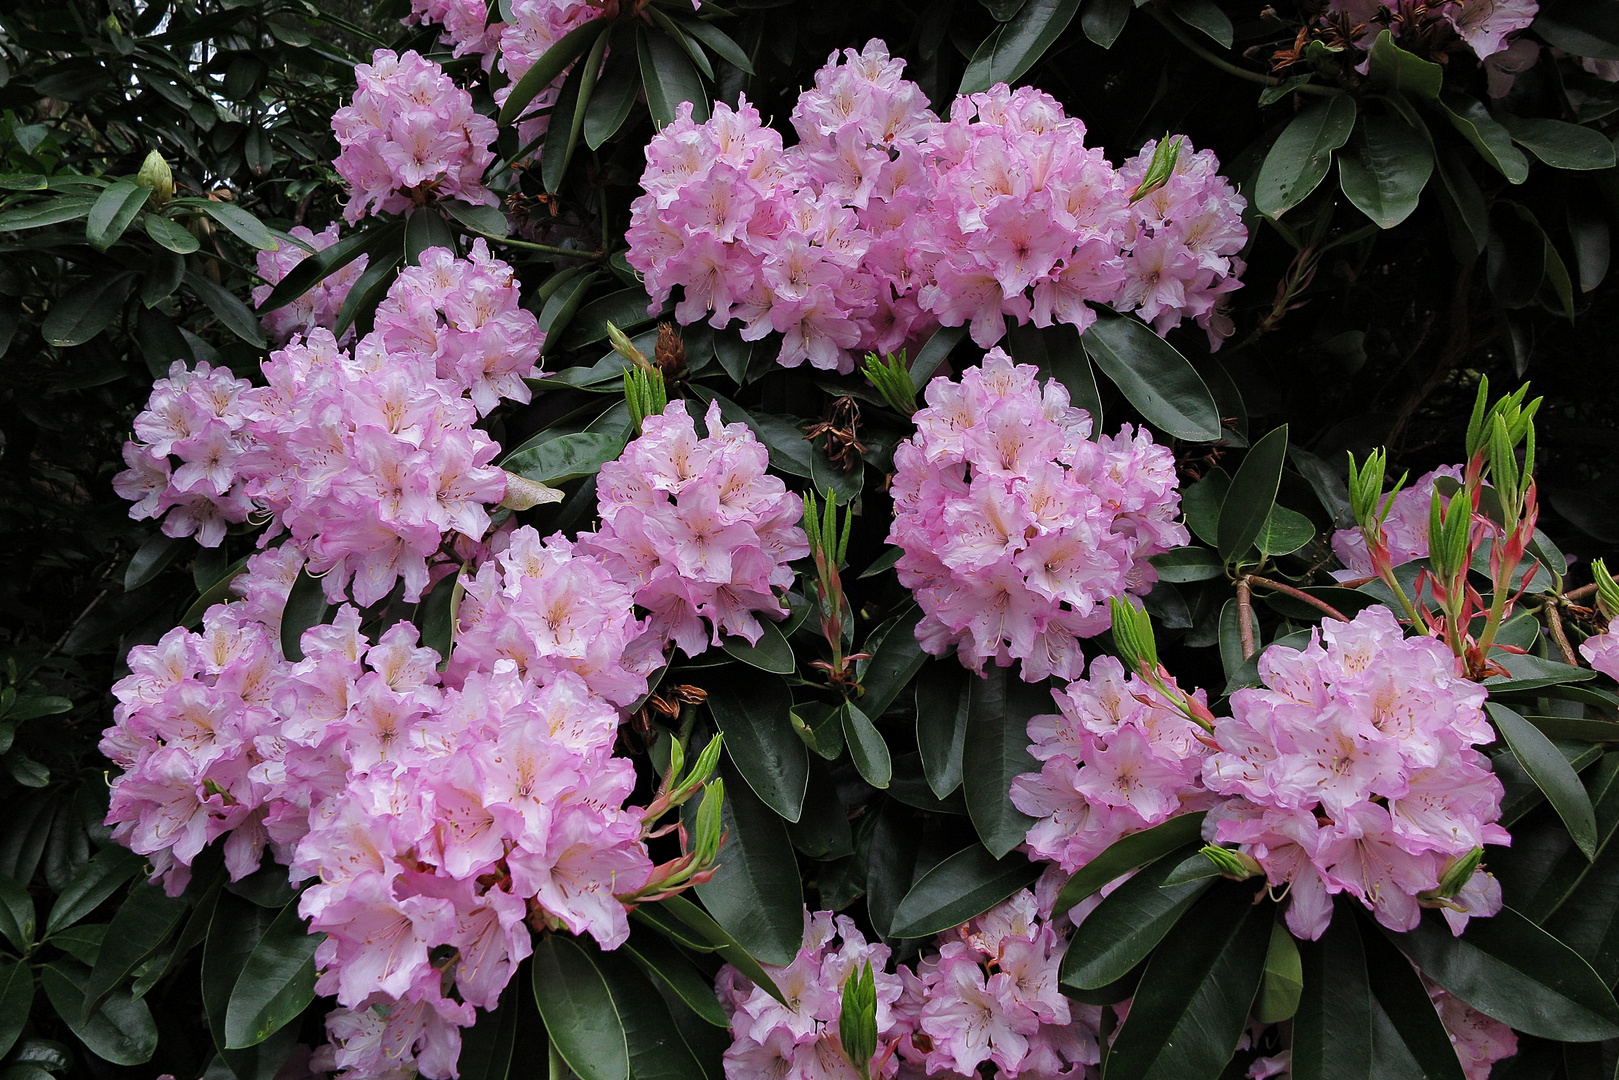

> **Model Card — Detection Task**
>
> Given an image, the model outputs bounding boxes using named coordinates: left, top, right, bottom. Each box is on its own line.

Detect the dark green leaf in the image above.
left=840, top=703, right=892, bottom=789
left=1217, top=424, right=1289, bottom=561
left=141, top=249, right=186, bottom=308
left=1082, top=0, right=1133, bottom=46
left=124, top=533, right=183, bottom=591
left=890, top=844, right=1040, bottom=938
left=1254, top=921, right=1303, bottom=1024
left=457, top=993, right=519, bottom=1080
left=1534, top=0, right=1619, bottom=60
left=502, top=431, right=625, bottom=486
left=638, top=27, right=708, bottom=129
left=1103, top=883, right=1272, bottom=1080
left=693, top=769, right=804, bottom=967
left=405, top=207, right=456, bottom=265
left=184, top=270, right=265, bottom=347
left=541, top=29, right=606, bottom=193
left=499, top=17, right=609, bottom=127
left=530, top=935, right=629, bottom=1080
left=333, top=234, right=404, bottom=337
left=788, top=758, right=854, bottom=859
left=1081, top=310, right=1221, bottom=441
left=1433, top=142, right=1489, bottom=263
left=719, top=620, right=796, bottom=674
left=1484, top=652, right=1596, bottom=693
left=537, top=269, right=604, bottom=345
left=1489, top=704, right=1598, bottom=859
left=909, top=323, right=967, bottom=386
left=1293, top=913, right=1373, bottom=1080
left=959, top=0, right=1083, bottom=94
left=585, top=43, right=642, bottom=150
left=224, top=900, right=321, bottom=1048
left=594, top=948, right=708, bottom=1080
left=42, top=273, right=132, bottom=347
left=1338, top=112, right=1433, bottom=229
left=0, top=959, right=32, bottom=1059
left=0, top=875, right=35, bottom=951
left=0, top=195, right=97, bottom=230
left=1360, top=916, right=1468, bottom=1080
left=1151, top=547, right=1224, bottom=583
left=85, top=180, right=150, bottom=251
left=559, top=287, right=665, bottom=351
left=859, top=607, right=927, bottom=719
left=642, top=894, right=785, bottom=1003
left=1441, top=96, right=1529, bottom=184
left=916, top=661, right=971, bottom=800
left=279, top=569, right=331, bottom=663
left=1382, top=908, right=1619, bottom=1042
left=45, top=846, right=143, bottom=936
left=442, top=200, right=509, bottom=238
left=962, top=665, right=1043, bottom=858
left=39, top=960, right=156, bottom=1066
left=1499, top=115, right=1617, bottom=171
left=418, top=568, right=461, bottom=664
left=1366, top=30, right=1442, bottom=98
left=1169, top=0, right=1232, bottom=47
left=623, top=930, right=730, bottom=1027
left=1256, top=505, right=1316, bottom=556
left=256, top=226, right=380, bottom=313
left=1053, top=812, right=1209, bottom=912
left=82, top=883, right=187, bottom=1019
left=706, top=676, right=807, bottom=822
left=1060, top=851, right=1212, bottom=992
left=1253, top=94, right=1358, bottom=217
left=674, top=17, right=754, bottom=73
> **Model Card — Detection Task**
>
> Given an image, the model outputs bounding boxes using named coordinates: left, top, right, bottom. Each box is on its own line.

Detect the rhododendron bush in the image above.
left=10, top=1, right=1619, bottom=1079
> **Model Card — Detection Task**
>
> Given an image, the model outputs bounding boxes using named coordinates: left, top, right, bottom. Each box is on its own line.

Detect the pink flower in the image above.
left=253, top=224, right=370, bottom=344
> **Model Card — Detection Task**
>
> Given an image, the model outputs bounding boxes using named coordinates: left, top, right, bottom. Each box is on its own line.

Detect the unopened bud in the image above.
left=693, top=778, right=725, bottom=866
left=136, top=150, right=174, bottom=207
left=1108, top=597, right=1158, bottom=672
left=1130, top=134, right=1183, bottom=204
left=839, top=960, right=878, bottom=1080
left=655, top=322, right=686, bottom=379
left=499, top=472, right=565, bottom=511
left=1200, top=844, right=1261, bottom=880
left=605, top=320, right=650, bottom=369
left=1436, top=847, right=1484, bottom=899
left=1593, top=559, right=1619, bottom=621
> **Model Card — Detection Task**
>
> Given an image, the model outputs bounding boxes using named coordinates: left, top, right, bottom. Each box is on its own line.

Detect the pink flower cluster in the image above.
left=716, top=892, right=1101, bottom=1080
left=627, top=41, right=1247, bottom=373
left=1330, top=465, right=1462, bottom=580
left=887, top=350, right=1187, bottom=682
left=1202, top=605, right=1507, bottom=939
left=717, top=911, right=908, bottom=1080
left=253, top=224, right=370, bottom=345
left=332, top=49, right=498, bottom=222
left=583, top=399, right=810, bottom=658
left=1427, top=980, right=1519, bottom=1080
left=113, top=360, right=255, bottom=548
left=1012, top=656, right=1218, bottom=874
left=102, top=523, right=658, bottom=1079
left=117, top=244, right=542, bottom=608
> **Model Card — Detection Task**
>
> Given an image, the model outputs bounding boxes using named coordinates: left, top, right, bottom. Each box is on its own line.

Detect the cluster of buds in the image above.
left=860, top=351, right=918, bottom=417
left=606, top=320, right=671, bottom=435
left=625, top=731, right=727, bottom=903
left=1107, top=597, right=1220, bottom=735
left=803, top=490, right=867, bottom=693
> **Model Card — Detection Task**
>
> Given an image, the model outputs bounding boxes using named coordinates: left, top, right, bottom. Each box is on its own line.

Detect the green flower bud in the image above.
left=693, top=778, right=725, bottom=867
left=136, top=150, right=174, bottom=207
left=1200, top=844, right=1261, bottom=880
left=839, top=960, right=878, bottom=1080
left=1436, top=847, right=1484, bottom=899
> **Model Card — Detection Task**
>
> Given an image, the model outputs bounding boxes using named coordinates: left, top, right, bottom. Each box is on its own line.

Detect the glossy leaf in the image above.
left=457, top=993, right=519, bottom=1080
left=644, top=895, right=785, bottom=1003
left=1052, top=812, right=1208, bottom=912
left=197, top=201, right=278, bottom=250
left=85, top=179, right=149, bottom=250
left=45, top=846, right=143, bottom=936
left=594, top=948, right=708, bottom=1080
left=674, top=17, right=754, bottom=74
left=502, top=431, right=625, bottom=486
left=1360, top=917, right=1468, bottom=1080
left=1366, top=30, right=1441, bottom=98
left=541, top=28, right=605, bottom=193
left=719, top=620, right=796, bottom=674
left=889, top=844, right=1040, bottom=939
left=279, top=568, right=332, bottom=663
left=1499, top=116, right=1617, bottom=171
left=82, top=882, right=187, bottom=1019
left=1442, top=96, right=1529, bottom=183
left=404, top=206, right=455, bottom=265
left=1254, top=95, right=1358, bottom=217
left=962, top=665, right=1043, bottom=858
left=42, top=273, right=132, bottom=347
left=1254, top=921, right=1303, bottom=1025
left=185, top=269, right=266, bottom=347
left=224, top=900, right=321, bottom=1048
left=916, top=660, right=971, bottom=799
left=639, top=26, right=708, bottom=129
left=560, top=287, right=665, bottom=350
left=706, top=676, right=807, bottom=822
left=584, top=41, right=640, bottom=150
left=255, top=226, right=376, bottom=313
left=1484, top=652, right=1597, bottom=693
left=1060, top=851, right=1212, bottom=992
left=959, top=0, right=1082, bottom=94
left=1339, top=112, right=1433, bottom=229
left=0, top=875, right=35, bottom=951
left=530, top=934, right=629, bottom=1080
left=1293, top=913, right=1373, bottom=1080
left=1170, top=0, right=1232, bottom=47
left=859, top=607, right=927, bottom=719
left=39, top=959, right=157, bottom=1066
left=124, top=533, right=182, bottom=591
left=1081, top=310, right=1221, bottom=441
left=623, top=931, right=730, bottom=1027
left=498, top=17, right=608, bottom=126
left=841, top=703, right=892, bottom=789
left=693, top=772, right=805, bottom=967
left=1488, top=704, right=1598, bottom=859
left=0, top=959, right=32, bottom=1059
left=909, top=323, right=967, bottom=385
left=1218, top=424, right=1289, bottom=561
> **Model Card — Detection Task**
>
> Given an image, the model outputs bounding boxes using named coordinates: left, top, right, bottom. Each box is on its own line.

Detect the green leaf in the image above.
left=1366, top=30, right=1442, bottom=98
left=124, top=533, right=183, bottom=591
left=641, top=895, right=786, bottom=1003
left=593, top=947, right=709, bottom=1080
left=1218, top=424, right=1289, bottom=562
left=530, top=935, right=629, bottom=1080
left=333, top=234, right=404, bottom=337
left=1489, top=704, right=1598, bottom=859
left=85, top=180, right=150, bottom=251
left=623, top=930, right=730, bottom=1027
left=1498, top=115, right=1618, bottom=171
left=0, top=876, right=35, bottom=951
left=1081, top=310, right=1221, bottom=441
left=224, top=900, right=320, bottom=1048
left=1432, top=142, right=1490, bottom=263
left=1103, top=883, right=1272, bottom=1080
left=188, top=201, right=275, bottom=251
left=39, top=960, right=156, bottom=1066
left=502, top=431, right=625, bottom=486
left=959, top=0, right=1083, bottom=94
left=1052, top=812, right=1208, bottom=912
left=1169, top=0, right=1232, bottom=47
left=706, top=676, right=807, bottom=822
left=184, top=269, right=265, bottom=347
left=0, top=959, right=31, bottom=1059
left=81, top=883, right=187, bottom=1020
left=1338, top=112, right=1433, bottom=229
left=638, top=26, right=708, bottom=129
left=962, top=665, right=1043, bottom=858
left=1360, top=917, right=1468, bottom=1080
left=498, top=17, right=609, bottom=127
left=916, top=661, right=971, bottom=799
left=1045, top=322, right=1103, bottom=427
left=909, top=323, right=967, bottom=386
left=1060, top=850, right=1213, bottom=992
left=42, top=273, right=133, bottom=347
left=890, top=843, right=1040, bottom=939
left=1293, top=913, right=1373, bottom=1080
left=45, top=846, right=143, bottom=936
left=584, top=39, right=642, bottom=150
left=692, top=774, right=804, bottom=968
left=0, top=195, right=97, bottom=230
left=1484, top=652, right=1597, bottom=693
left=1150, top=547, right=1223, bottom=583
left=859, top=607, right=927, bottom=719
left=279, top=569, right=331, bottom=663
left=457, top=993, right=519, bottom=1080
left=442, top=199, right=509, bottom=239
left=673, top=17, right=754, bottom=74
left=1534, top=0, right=1619, bottom=60
left=541, top=28, right=606, bottom=193
left=560, top=286, right=665, bottom=350
left=1253, top=94, right=1358, bottom=217
left=1383, top=908, right=1619, bottom=1041
left=256, top=226, right=381, bottom=314
left=840, top=703, right=892, bottom=789
left=719, top=620, right=796, bottom=674
left=537, top=268, right=603, bottom=345
left=405, top=207, right=456, bottom=265
left=1256, top=505, right=1316, bottom=556
left=417, top=568, right=461, bottom=664
left=1254, top=921, right=1303, bottom=1024
left=1441, top=96, right=1529, bottom=184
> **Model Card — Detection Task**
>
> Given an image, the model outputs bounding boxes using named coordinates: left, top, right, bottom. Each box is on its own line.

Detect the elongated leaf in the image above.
left=1218, top=424, right=1289, bottom=561
left=1293, top=912, right=1373, bottom=1080
left=1442, top=96, right=1529, bottom=183
left=442, top=199, right=509, bottom=239
left=1500, top=115, right=1616, bottom=171
left=198, top=201, right=278, bottom=250
left=592, top=949, right=708, bottom=1080
left=694, top=769, right=804, bottom=966
left=42, top=273, right=132, bottom=347
left=499, top=17, right=609, bottom=127
left=1151, top=547, right=1223, bottom=583
left=1052, top=812, right=1207, bottom=912
left=405, top=206, right=455, bottom=265
left=963, top=665, right=1043, bottom=858
left=560, top=286, right=665, bottom=350
left=541, top=28, right=606, bottom=193
left=0, top=958, right=31, bottom=1059
left=457, top=993, right=519, bottom=1080
left=502, top=431, right=624, bottom=486
left=39, top=959, right=157, bottom=1066
left=584, top=38, right=641, bottom=150
left=224, top=900, right=321, bottom=1049
left=623, top=931, right=729, bottom=1027
left=82, top=883, right=187, bottom=1019
left=890, top=844, right=1040, bottom=939
left=1485, top=652, right=1597, bottom=693
left=1489, top=704, right=1598, bottom=858
left=1254, top=94, right=1358, bottom=217
left=1082, top=0, right=1131, bottom=46
left=860, top=608, right=927, bottom=719
left=1170, top=0, right=1232, bottom=47
left=1535, top=0, right=1619, bottom=60
left=639, top=27, right=708, bottom=129
left=1081, top=311, right=1221, bottom=441
left=1254, top=921, right=1303, bottom=1024
left=0, top=875, right=35, bottom=951
left=0, top=195, right=97, bottom=230
left=1383, top=908, right=1619, bottom=1042
left=1366, top=30, right=1441, bottom=98
left=916, top=661, right=971, bottom=799
left=958, top=0, right=1083, bottom=94
left=279, top=569, right=331, bottom=663
left=46, top=846, right=143, bottom=936
left=1360, top=917, right=1467, bottom=1080
left=909, top=323, right=967, bottom=386
left=530, top=935, right=629, bottom=1080
left=333, top=234, right=403, bottom=337
left=841, top=703, right=892, bottom=789
left=706, top=676, right=807, bottom=822
left=719, top=620, right=795, bottom=674
left=86, top=179, right=150, bottom=251
left=1104, top=883, right=1272, bottom=1080
left=674, top=17, right=754, bottom=73
left=184, top=270, right=265, bottom=347
left=644, top=894, right=785, bottom=1003
left=1061, top=851, right=1212, bottom=992
left=1339, top=113, right=1433, bottom=229
left=125, top=533, right=182, bottom=591
left=256, top=227, right=375, bottom=313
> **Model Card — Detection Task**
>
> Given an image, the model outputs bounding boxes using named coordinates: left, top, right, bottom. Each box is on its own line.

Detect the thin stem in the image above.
left=1545, top=601, right=1579, bottom=667
left=1237, top=577, right=1256, bottom=660
left=1146, top=6, right=1341, bottom=97
left=1567, top=583, right=1598, bottom=603
left=1245, top=575, right=1352, bottom=623
left=482, top=234, right=607, bottom=259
